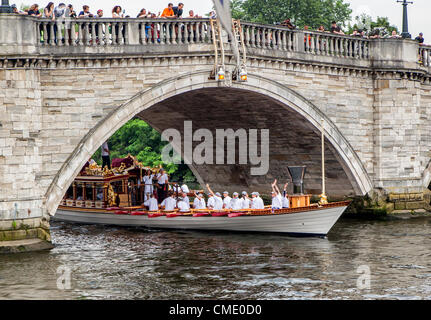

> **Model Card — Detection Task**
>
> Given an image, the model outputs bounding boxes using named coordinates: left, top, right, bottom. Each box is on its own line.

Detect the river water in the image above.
left=1, top=217, right=431, bottom=300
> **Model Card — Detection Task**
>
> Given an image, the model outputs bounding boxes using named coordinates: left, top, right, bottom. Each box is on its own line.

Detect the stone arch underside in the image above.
left=46, top=71, right=372, bottom=216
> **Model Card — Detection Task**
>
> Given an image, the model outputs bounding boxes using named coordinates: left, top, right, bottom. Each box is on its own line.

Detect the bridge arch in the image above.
left=45, top=70, right=373, bottom=215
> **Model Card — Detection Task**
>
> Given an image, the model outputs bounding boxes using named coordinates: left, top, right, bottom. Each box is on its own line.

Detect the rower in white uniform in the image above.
left=251, top=192, right=265, bottom=209
left=161, top=192, right=177, bottom=211
left=229, top=192, right=243, bottom=210
left=180, top=191, right=190, bottom=210
left=271, top=179, right=283, bottom=210
left=206, top=184, right=224, bottom=211
left=207, top=192, right=215, bottom=209
left=177, top=196, right=191, bottom=212
left=282, top=182, right=290, bottom=208
left=222, top=191, right=232, bottom=209
left=241, top=191, right=251, bottom=209
left=193, top=193, right=206, bottom=209
left=144, top=193, right=159, bottom=212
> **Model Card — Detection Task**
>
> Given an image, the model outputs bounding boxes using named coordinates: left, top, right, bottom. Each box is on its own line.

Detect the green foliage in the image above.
left=232, top=0, right=352, bottom=29
left=348, top=14, right=399, bottom=35
left=92, top=119, right=196, bottom=183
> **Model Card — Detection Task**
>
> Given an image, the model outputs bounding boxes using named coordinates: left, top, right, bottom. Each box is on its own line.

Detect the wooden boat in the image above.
left=54, top=154, right=350, bottom=237
left=55, top=198, right=350, bottom=237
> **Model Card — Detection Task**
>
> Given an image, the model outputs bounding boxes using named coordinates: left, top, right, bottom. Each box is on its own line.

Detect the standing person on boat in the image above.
left=229, top=192, right=243, bottom=210
left=206, top=184, right=224, bottom=210
left=101, top=141, right=111, bottom=169
left=251, top=192, right=265, bottom=209
left=162, top=192, right=177, bottom=211
left=193, top=193, right=206, bottom=209
left=156, top=168, right=169, bottom=204
left=241, top=191, right=251, bottom=209
left=142, top=170, right=154, bottom=202
left=271, top=180, right=283, bottom=210
left=282, top=183, right=290, bottom=208
left=222, top=191, right=232, bottom=209
left=144, top=193, right=159, bottom=212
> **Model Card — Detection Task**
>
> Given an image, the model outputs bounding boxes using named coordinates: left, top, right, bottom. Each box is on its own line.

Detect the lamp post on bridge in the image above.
left=397, top=0, right=413, bottom=39
left=0, top=0, right=12, bottom=13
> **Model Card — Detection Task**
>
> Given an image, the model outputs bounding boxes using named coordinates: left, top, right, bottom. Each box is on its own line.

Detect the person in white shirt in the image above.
left=142, top=170, right=154, bottom=202
left=156, top=168, right=169, bottom=204
left=229, top=192, right=243, bottom=210
left=177, top=197, right=191, bottom=212
left=251, top=192, right=265, bottom=209
left=241, top=191, right=251, bottom=209
left=181, top=192, right=190, bottom=210
left=271, top=180, right=283, bottom=210
left=193, top=193, right=206, bottom=209
left=161, top=193, right=177, bottom=211
left=207, top=193, right=216, bottom=209
left=222, top=191, right=232, bottom=209
left=206, top=184, right=224, bottom=211
left=144, top=193, right=159, bottom=211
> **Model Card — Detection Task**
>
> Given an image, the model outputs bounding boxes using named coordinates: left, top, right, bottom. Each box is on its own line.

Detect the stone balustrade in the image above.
left=0, top=14, right=428, bottom=73
left=241, top=22, right=370, bottom=60
left=419, top=45, right=431, bottom=67
left=0, top=15, right=381, bottom=63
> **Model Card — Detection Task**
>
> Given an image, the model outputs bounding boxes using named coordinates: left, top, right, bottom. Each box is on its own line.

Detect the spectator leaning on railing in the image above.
left=416, top=33, right=425, bottom=44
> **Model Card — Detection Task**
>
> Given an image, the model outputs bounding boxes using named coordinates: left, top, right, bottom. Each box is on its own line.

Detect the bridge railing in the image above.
left=419, top=45, right=431, bottom=67
left=240, top=22, right=371, bottom=60
left=35, top=18, right=213, bottom=47
left=0, top=15, right=426, bottom=70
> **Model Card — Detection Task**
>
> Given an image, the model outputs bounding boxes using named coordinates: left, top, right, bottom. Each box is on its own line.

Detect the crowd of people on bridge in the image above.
left=10, top=2, right=210, bottom=20
left=283, top=19, right=425, bottom=43
left=9, top=2, right=426, bottom=44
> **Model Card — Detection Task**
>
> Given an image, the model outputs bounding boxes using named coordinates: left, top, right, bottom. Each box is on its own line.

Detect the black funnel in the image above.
left=287, top=166, right=306, bottom=195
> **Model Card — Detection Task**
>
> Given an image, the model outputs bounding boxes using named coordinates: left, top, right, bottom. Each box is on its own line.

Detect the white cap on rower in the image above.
left=223, top=191, right=229, bottom=195
left=233, top=192, right=239, bottom=196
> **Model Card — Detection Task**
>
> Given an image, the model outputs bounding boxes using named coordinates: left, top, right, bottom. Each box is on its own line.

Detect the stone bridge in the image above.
left=1, top=14, right=431, bottom=250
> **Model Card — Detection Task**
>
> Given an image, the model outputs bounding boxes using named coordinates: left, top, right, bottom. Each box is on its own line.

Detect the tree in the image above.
left=234, top=0, right=352, bottom=29
left=348, top=14, right=399, bottom=36
left=92, top=119, right=196, bottom=183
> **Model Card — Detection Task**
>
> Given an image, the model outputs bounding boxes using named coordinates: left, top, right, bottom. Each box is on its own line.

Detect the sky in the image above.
left=13, top=0, right=428, bottom=38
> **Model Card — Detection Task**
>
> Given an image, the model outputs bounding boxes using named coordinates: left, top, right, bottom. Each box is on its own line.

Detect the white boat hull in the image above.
left=54, top=205, right=348, bottom=237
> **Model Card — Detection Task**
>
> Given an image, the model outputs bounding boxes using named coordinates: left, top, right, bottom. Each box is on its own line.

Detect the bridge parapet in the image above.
left=1, top=14, right=428, bottom=75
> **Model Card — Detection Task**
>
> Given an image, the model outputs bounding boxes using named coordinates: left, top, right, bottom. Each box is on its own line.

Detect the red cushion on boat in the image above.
left=228, top=212, right=247, bottom=218
left=131, top=211, right=147, bottom=216
left=114, top=210, right=129, bottom=215
left=166, top=213, right=182, bottom=218
left=211, top=211, right=229, bottom=217
left=148, top=213, right=164, bottom=218
left=193, top=212, right=210, bottom=217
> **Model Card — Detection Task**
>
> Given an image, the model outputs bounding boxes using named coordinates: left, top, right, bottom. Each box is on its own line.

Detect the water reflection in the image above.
left=1, top=217, right=431, bottom=300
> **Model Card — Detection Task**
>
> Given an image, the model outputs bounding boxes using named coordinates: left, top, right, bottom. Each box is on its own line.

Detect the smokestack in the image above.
left=287, top=166, right=306, bottom=195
